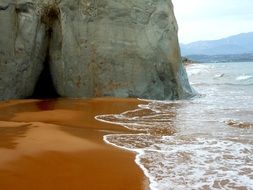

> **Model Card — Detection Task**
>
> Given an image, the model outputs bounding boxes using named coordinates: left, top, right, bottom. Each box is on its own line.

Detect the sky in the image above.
left=172, top=0, right=253, bottom=44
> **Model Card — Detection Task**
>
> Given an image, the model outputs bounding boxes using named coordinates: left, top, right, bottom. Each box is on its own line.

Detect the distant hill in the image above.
left=180, top=32, right=253, bottom=56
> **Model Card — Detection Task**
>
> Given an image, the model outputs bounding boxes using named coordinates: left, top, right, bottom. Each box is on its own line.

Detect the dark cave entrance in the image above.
left=31, top=54, right=59, bottom=99
left=30, top=7, right=61, bottom=99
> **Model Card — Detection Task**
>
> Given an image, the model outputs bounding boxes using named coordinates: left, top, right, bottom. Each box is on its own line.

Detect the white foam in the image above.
left=96, top=98, right=253, bottom=190
left=186, top=64, right=212, bottom=77
left=103, top=134, right=160, bottom=190
left=95, top=66, right=253, bottom=190
left=236, top=75, right=253, bottom=81
left=214, top=73, right=225, bottom=78
left=104, top=133, right=253, bottom=190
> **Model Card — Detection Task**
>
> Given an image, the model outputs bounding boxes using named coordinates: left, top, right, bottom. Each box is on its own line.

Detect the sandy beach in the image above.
left=0, top=98, right=148, bottom=190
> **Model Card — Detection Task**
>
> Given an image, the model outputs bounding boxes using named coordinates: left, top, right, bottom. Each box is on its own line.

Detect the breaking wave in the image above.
left=96, top=100, right=253, bottom=190
left=96, top=62, right=253, bottom=190
left=236, top=75, right=253, bottom=81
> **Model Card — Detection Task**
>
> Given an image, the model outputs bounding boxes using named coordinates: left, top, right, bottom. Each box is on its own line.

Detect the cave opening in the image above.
left=31, top=54, right=59, bottom=99
left=31, top=27, right=59, bottom=99
left=30, top=6, right=61, bottom=99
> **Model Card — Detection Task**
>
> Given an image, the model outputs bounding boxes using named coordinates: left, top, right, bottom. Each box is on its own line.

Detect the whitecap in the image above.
left=236, top=75, right=253, bottom=81
left=186, top=64, right=212, bottom=77
left=214, top=73, right=225, bottom=78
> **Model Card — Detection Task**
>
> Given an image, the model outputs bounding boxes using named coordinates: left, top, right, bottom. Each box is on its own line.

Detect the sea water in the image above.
left=96, top=62, right=253, bottom=190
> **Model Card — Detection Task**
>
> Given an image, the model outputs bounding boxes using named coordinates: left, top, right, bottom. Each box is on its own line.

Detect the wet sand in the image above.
left=0, top=98, right=148, bottom=190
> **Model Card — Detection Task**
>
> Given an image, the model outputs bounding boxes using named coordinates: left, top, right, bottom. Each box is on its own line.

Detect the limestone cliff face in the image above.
left=0, top=0, right=194, bottom=100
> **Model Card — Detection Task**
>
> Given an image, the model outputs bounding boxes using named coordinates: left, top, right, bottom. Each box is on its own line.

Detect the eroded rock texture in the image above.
left=0, top=0, right=194, bottom=100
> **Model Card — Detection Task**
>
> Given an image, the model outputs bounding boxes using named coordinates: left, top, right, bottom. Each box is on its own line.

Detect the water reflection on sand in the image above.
left=0, top=98, right=147, bottom=190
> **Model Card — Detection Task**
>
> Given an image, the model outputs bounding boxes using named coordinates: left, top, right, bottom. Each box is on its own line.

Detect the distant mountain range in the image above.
left=180, top=32, right=253, bottom=62
left=180, top=32, right=253, bottom=56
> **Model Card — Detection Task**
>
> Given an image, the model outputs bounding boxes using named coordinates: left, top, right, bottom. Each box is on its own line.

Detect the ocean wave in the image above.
left=214, top=73, right=225, bottom=78
left=97, top=100, right=253, bottom=190
left=95, top=103, right=176, bottom=135
left=97, top=60, right=253, bottom=189
left=192, top=82, right=253, bottom=87
left=186, top=64, right=213, bottom=77
left=104, top=133, right=253, bottom=190
left=236, top=75, right=253, bottom=81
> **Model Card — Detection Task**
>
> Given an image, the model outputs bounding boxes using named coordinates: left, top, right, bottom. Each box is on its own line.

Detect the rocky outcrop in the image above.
left=0, top=0, right=194, bottom=100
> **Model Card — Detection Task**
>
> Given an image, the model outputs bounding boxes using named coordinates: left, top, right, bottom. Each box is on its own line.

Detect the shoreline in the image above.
left=0, top=98, right=149, bottom=190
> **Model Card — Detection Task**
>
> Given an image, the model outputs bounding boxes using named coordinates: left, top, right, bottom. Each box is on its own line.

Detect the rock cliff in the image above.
left=0, top=0, right=194, bottom=100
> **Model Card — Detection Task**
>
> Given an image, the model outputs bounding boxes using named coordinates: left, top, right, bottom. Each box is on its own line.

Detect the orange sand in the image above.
left=0, top=98, right=149, bottom=190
